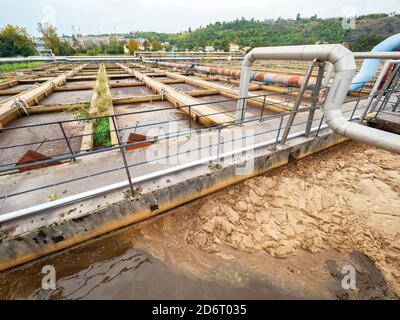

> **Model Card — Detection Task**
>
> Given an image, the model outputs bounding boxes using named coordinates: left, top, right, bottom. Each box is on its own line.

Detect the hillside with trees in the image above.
left=134, top=13, right=400, bottom=52
left=0, top=13, right=399, bottom=57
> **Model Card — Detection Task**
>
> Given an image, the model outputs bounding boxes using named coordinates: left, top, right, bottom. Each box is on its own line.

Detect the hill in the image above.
left=134, top=13, right=400, bottom=52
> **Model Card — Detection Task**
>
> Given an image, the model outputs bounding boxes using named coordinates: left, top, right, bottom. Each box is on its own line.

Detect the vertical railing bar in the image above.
left=241, top=97, right=245, bottom=123
left=281, top=61, right=315, bottom=144
left=189, top=105, right=192, bottom=135
left=216, top=126, right=222, bottom=164
left=58, top=122, right=75, bottom=161
left=274, top=114, right=284, bottom=150
left=305, top=62, right=325, bottom=136
left=111, top=115, right=135, bottom=196
left=350, top=97, right=360, bottom=121
left=260, top=95, right=266, bottom=122
left=316, top=115, right=324, bottom=137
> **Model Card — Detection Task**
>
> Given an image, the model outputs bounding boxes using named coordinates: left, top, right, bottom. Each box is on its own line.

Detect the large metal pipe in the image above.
left=145, top=60, right=315, bottom=88
left=350, top=34, right=400, bottom=91
left=238, top=44, right=400, bottom=154
left=354, top=52, right=400, bottom=59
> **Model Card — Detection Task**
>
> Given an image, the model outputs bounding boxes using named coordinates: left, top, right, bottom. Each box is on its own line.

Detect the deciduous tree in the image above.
left=0, top=24, right=36, bottom=57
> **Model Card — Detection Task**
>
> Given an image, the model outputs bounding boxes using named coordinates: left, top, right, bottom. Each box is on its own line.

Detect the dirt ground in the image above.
left=185, top=141, right=400, bottom=296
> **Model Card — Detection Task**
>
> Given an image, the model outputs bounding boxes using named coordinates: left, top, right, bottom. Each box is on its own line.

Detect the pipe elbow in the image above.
left=242, top=51, right=255, bottom=67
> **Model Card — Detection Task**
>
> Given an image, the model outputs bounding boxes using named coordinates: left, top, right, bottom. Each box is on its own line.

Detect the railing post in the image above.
left=260, top=95, right=266, bottom=122
left=274, top=114, right=284, bottom=150
left=111, top=115, right=135, bottom=196
left=240, top=97, right=246, bottom=123
left=281, top=61, right=315, bottom=145
left=350, top=98, right=360, bottom=121
left=393, top=95, right=400, bottom=112
left=216, top=126, right=222, bottom=164
left=305, top=62, right=325, bottom=136
left=189, top=105, right=192, bottom=133
left=58, top=122, right=76, bottom=161
left=316, top=115, right=324, bottom=137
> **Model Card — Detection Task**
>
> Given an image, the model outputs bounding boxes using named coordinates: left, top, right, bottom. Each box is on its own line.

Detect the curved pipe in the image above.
left=238, top=44, right=400, bottom=154
left=349, top=33, right=400, bottom=91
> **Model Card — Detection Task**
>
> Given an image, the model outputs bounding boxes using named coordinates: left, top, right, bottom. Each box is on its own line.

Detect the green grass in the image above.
left=0, top=62, right=48, bottom=72
left=93, top=117, right=112, bottom=148
left=92, top=64, right=112, bottom=148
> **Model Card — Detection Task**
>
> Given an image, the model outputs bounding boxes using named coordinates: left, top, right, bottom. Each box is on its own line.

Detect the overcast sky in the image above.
left=1, top=0, right=399, bottom=36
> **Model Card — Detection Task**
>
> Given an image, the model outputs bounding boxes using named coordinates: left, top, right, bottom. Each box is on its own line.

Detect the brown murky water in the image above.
left=114, top=100, right=202, bottom=142
left=0, top=112, right=84, bottom=166
left=0, top=221, right=293, bottom=300
left=40, top=90, right=94, bottom=105
left=111, top=86, right=153, bottom=98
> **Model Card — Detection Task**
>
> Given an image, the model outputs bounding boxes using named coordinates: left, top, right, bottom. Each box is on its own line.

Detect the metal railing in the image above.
left=0, top=88, right=367, bottom=204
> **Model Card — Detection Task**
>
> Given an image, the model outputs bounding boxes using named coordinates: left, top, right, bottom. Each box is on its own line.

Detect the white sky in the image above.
left=1, top=0, right=399, bottom=36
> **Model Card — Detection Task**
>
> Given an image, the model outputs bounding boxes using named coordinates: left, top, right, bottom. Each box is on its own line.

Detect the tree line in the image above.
left=0, top=13, right=399, bottom=57
left=135, top=14, right=399, bottom=52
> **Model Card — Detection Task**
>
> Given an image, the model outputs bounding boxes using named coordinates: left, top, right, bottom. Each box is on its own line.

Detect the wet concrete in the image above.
left=68, top=76, right=96, bottom=81
left=0, top=95, right=13, bottom=102
left=255, top=89, right=308, bottom=105
left=197, top=94, right=272, bottom=118
left=212, top=80, right=240, bottom=90
left=109, top=78, right=137, bottom=85
left=111, top=86, right=153, bottom=98
left=0, top=112, right=85, bottom=167
left=152, top=76, right=170, bottom=81
left=12, top=84, right=36, bottom=90
left=40, top=90, right=93, bottom=105
left=172, top=83, right=203, bottom=92
left=63, top=80, right=95, bottom=87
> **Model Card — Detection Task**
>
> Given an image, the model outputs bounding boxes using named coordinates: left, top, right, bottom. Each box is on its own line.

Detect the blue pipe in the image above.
left=349, top=33, right=400, bottom=91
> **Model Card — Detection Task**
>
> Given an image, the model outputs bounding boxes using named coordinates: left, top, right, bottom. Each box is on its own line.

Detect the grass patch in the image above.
left=93, top=64, right=112, bottom=115
left=0, top=62, right=48, bottom=72
left=91, top=64, right=112, bottom=148
left=93, top=117, right=111, bottom=148
left=94, top=92, right=113, bottom=115
left=74, top=64, right=113, bottom=149
left=71, top=103, right=90, bottom=120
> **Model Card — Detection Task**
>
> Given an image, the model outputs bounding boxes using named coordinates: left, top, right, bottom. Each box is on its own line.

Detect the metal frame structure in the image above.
left=237, top=44, right=400, bottom=154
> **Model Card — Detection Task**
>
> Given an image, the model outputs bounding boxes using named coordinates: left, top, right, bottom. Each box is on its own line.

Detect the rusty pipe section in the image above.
left=144, top=60, right=315, bottom=87
left=238, top=44, right=400, bottom=154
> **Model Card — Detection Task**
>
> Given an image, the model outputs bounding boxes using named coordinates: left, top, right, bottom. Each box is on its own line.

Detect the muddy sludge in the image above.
left=0, top=141, right=398, bottom=299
